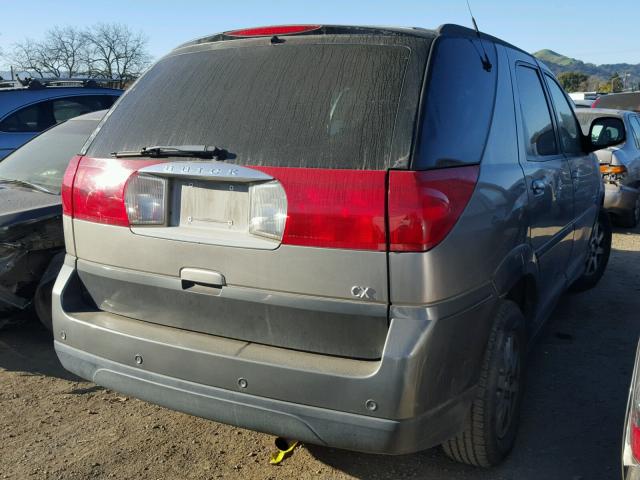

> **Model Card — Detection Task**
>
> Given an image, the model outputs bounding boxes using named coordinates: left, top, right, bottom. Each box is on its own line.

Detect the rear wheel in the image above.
left=442, top=300, right=526, bottom=467
left=570, top=210, right=612, bottom=292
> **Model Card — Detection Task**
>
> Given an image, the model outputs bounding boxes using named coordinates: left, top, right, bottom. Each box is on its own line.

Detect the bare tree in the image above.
left=84, top=23, right=151, bottom=87
left=45, top=26, right=86, bottom=78
left=10, top=23, right=151, bottom=85
left=11, top=38, right=48, bottom=78
left=11, top=32, right=79, bottom=79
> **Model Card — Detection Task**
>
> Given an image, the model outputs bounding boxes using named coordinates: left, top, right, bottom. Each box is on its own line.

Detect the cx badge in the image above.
left=351, top=286, right=376, bottom=300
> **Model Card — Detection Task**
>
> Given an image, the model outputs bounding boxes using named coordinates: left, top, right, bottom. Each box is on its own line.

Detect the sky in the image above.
left=1, top=0, right=639, bottom=70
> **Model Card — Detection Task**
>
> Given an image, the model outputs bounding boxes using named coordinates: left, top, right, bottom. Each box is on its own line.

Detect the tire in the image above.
left=570, top=209, right=612, bottom=293
left=617, top=194, right=640, bottom=228
left=442, top=300, right=526, bottom=467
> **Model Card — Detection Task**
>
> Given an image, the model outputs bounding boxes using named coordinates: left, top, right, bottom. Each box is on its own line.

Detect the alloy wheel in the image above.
left=495, top=332, right=520, bottom=439
left=585, top=220, right=605, bottom=276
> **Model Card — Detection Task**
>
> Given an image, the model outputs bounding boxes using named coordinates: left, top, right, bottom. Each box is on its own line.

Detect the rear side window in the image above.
left=0, top=95, right=116, bottom=133
left=52, top=95, right=116, bottom=123
left=0, top=102, right=51, bottom=132
left=415, top=37, right=497, bottom=169
left=515, top=66, right=558, bottom=158
left=87, top=44, right=414, bottom=170
left=544, top=76, right=583, bottom=155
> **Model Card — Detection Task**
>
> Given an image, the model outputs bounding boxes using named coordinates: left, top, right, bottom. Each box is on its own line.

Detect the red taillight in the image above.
left=65, top=158, right=478, bottom=252
left=225, top=25, right=321, bottom=37
left=70, top=157, right=162, bottom=226
left=591, top=97, right=601, bottom=108
left=388, top=166, right=479, bottom=252
left=633, top=423, right=640, bottom=462
left=255, top=167, right=387, bottom=250
left=61, top=155, right=83, bottom=216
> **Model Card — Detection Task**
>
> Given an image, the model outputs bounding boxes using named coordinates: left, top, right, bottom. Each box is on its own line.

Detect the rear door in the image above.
left=543, top=73, right=600, bottom=281
left=0, top=101, right=50, bottom=158
left=72, top=35, right=430, bottom=360
left=509, top=52, right=575, bottom=321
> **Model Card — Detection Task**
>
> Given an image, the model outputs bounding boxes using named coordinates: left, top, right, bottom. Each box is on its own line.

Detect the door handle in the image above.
left=531, top=179, right=546, bottom=196
left=180, top=268, right=226, bottom=288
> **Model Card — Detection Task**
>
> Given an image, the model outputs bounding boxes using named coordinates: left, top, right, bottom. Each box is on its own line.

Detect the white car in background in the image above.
left=576, top=108, right=640, bottom=227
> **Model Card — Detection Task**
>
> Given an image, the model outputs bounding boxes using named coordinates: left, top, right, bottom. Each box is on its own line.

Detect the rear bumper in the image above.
left=603, top=182, right=639, bottom=217
left=56, top=342, right=470, bottom=454
left=53, top=255, right=498, bottom=454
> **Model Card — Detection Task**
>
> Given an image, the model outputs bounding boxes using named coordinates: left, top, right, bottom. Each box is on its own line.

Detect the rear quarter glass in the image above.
left=86, top=41, right=420, bottom=170
left=414, top=37, right=497, bottom=169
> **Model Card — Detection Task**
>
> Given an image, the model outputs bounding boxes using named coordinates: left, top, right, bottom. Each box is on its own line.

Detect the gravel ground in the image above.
left=1, top=225, right=639, bottom=480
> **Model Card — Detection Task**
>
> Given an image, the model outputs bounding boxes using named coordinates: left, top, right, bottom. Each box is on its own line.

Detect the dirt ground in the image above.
left=1, top=224, right=639, bottom=480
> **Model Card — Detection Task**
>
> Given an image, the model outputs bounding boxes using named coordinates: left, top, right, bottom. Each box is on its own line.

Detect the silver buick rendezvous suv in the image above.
left=53, top=24, right=624, bottom=466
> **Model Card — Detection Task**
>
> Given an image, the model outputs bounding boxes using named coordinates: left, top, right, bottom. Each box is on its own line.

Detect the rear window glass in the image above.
left=415, top=37, right=497, bottom=169
left=87, top=44, right=412, bottom=170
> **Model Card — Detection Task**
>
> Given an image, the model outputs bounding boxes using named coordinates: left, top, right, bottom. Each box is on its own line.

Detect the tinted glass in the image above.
left=0, top=95, right=115, bottom=133
left=52, top=95, right=116, bottom=123
left=590, top=119, right=625, bottom=147
left=545, top=76, right=583, bottom=155
left=87, top=44, right=414, bottom=170
left=516, top=66, right=558, bottom=158
left=0, top=102, right=52, bottom=132
left=0, top=115, right=102, bottom=194
left=415, top=37, right=497, bottom=169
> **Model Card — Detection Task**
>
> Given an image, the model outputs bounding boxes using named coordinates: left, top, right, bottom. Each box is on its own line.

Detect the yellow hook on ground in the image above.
left=269, top=438, right=299, bottom=465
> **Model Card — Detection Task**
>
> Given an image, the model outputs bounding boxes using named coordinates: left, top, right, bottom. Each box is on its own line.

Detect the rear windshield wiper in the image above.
left=111, top=145, right=229, bottom=160
left=0, top=178, right=56, bottom=195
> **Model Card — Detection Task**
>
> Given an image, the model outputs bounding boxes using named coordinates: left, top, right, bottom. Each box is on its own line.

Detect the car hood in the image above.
left=0, top=182, right=61, bottom=230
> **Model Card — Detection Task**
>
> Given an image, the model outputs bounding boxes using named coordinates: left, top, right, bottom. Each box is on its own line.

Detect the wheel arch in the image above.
left=492, top=243, right=538, bottom=327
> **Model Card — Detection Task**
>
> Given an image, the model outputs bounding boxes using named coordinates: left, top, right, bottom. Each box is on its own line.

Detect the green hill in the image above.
left=533, top=49, right=640, bottom=91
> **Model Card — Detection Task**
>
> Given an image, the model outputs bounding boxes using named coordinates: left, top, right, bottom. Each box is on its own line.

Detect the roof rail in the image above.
left=12, top=76, right=118, bottom=90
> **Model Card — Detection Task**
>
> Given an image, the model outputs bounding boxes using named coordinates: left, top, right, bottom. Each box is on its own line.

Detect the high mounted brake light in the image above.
left=225, top=25, right=322, bottom=37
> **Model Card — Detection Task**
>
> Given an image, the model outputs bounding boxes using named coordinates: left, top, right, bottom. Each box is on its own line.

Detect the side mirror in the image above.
left=586, top=116, right=626, bottom=152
